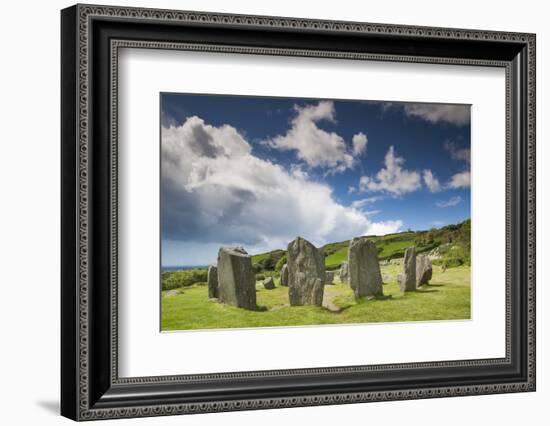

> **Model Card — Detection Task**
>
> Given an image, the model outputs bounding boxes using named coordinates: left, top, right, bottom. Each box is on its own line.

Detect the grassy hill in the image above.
left=251, top=249, right=285, bottom=271
left=251, top=219, right=470, bottom=272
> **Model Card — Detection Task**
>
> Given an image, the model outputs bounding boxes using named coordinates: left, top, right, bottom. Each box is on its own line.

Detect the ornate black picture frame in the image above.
left=61, top=4, right=536, bottom=421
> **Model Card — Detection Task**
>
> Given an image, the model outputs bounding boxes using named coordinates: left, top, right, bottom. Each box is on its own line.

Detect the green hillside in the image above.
left=251, top=219, right=470, bottom=272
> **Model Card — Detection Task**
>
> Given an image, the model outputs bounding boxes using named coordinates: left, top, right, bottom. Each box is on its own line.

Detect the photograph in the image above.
left=56, top=3, right=536, bottom=421
left=160, top=94, right=472, bottom=331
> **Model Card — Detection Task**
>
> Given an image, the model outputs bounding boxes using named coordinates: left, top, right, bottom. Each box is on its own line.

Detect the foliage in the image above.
left=251, top=249, right=285, bottom=272
left=322, top=220, right=470, bottom=269
left=435, top=219, right=471, bottom=268
left=161, top=268, right=207, bottom=291
left=275, top=254, right=287, bottom=271
left=249, top=220, right=471, bottom=272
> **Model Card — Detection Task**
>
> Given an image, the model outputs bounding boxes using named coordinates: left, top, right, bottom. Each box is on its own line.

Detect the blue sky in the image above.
left=160, top=94, right=471, bottom=267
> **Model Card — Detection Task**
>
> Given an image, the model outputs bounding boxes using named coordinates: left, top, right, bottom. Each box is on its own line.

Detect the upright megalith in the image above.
left=287, top=237, right=325, bottom=306
left=207, top=265, right=218, bottom=299
left=280, top=264, right=289, bottom=287
left=399, top=247, right=417, bottom=292
left=325, top=271, right=335, bottom=285
left=416, top=255, right=433, bottom=287
left=339, top=261, right=349, bottom=284
left=348, top=237, right=383, bottom=298
left=263, top=276, right=275, bottom=290
left=217, top=247, right=257, bottom=309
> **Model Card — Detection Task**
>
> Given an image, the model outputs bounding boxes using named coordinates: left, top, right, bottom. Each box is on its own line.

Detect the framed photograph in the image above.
left=61, top=4, right=536, bottom=421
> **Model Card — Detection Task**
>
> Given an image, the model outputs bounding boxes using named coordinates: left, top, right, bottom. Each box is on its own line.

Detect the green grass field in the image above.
left=161, top=263, right=471, bottom=331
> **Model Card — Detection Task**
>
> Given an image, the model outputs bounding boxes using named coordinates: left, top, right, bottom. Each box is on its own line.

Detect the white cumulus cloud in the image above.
left=447, top=171, right=471, bottom=189
left=367, top=220, right=404, bottom=236
left=352, top=132, right=368, bottom=156
left=265, top=101, right=359, bottom=173
left=359, top=146, right=421, bottom=195
left=423, top=169, right=442, bottom=193
left=445, top=140, right=471, bottom=163
left=442, top=140, right=471, bottom=190
left=436, top=196, right=463, bottom=208
left=403, top=103, right=470, bottom=126
left=161, top=116, right=401, bottom=261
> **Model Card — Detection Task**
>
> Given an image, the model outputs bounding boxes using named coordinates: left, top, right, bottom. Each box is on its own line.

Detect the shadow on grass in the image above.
left=253, top=305, right=269, bottom=312
left=377, top=294, right=393, bottom=300
left=356, top=294, right=393, bottom=303
left=322, top=304, right=355, bottom=314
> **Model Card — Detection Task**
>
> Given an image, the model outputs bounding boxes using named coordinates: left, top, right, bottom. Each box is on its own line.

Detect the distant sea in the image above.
left=161, top=265, right=208, bottom=272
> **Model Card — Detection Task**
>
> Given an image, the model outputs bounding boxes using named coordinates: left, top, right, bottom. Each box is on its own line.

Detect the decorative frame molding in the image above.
left=61, top=4, right=536, bottom=421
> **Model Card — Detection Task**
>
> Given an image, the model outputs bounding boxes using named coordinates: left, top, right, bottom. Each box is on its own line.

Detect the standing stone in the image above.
left=233, top=246, right=248, bottom=255
left=348, top=237, right=383, bottom=298
left=217, top=247, right=257, bottom=309
left=416, top=255, right=433, bottom=287
left=280, top=264, right=289, bottom=287
left=339, top=261, right=349, bottom=284
left=287, top=237, right=325, bottom=306
left=399, top=247, right=416, bottom=292
left=263, top=276, right=275, bottom=289
left=325, top=271, right=335, bottom=285
left=207, top=265, right=218, bottom=299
